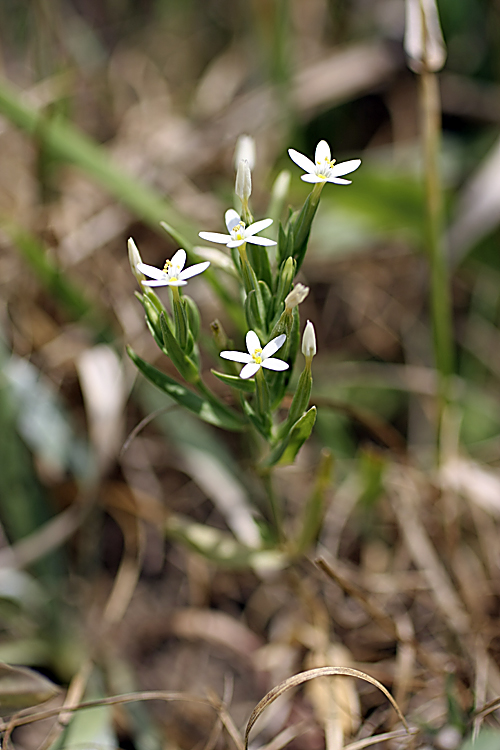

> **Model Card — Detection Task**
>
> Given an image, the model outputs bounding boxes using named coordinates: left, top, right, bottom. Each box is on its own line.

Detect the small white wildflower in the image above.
left=199, top=209, right=276, bottom=249
left=288, top=141, right=361, bottom=185
left=137, top=249, right=210, bottom=287
left=285, top=283, right=310, bottom=311
left=302, top=320, right=317, bottom=359
left=234, top=135, right=256, bottom=171
left=220, top=330, right=289, bottom=380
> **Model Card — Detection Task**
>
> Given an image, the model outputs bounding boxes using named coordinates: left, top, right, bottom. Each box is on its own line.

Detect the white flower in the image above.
left=220, top=330, right=289, bottom=380
left=288, top=140, right=361, bottom=185
left=137, top=249, right=210, bottom=287
left=199, top=209, right=277, bottom=249
left=302, top=320, right=317, bottom=358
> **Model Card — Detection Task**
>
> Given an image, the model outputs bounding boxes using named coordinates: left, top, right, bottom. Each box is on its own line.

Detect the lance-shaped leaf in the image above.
left=263, top=406, right=317, bottom=467
left=127, top=347, right=246, bottom=431
left=211, top=370, right=256, bottom=393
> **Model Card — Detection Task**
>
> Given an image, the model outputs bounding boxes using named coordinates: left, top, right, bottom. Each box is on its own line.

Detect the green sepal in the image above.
left=128, top=347, right=246, bottom=431
left=263, top=406, right=317, bottom=467
left=273, top=257, right=296, bottom=318
left=290, top=191, right=320, bottom=271
left=211, top=370, right=256, bottom=393
left=183, top=294, right=201, bottom=341
left=172, top=291, right=188, bottom=350
left=160, top=312, right=199, bottom=382
left=138, top=291, right=169, bottom=352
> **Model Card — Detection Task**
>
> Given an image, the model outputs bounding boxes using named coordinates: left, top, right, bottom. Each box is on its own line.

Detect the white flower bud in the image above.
left=302, top=320, right=317, bottom=359
left=285, top=283, right=309, bottom=311
left=404, top=0, right=446, bottom=73
left=234, top=134, right=256, bottom=171
left=128, top=237, right=146, bottom=284
left=235, top=159, right=252, bottom=202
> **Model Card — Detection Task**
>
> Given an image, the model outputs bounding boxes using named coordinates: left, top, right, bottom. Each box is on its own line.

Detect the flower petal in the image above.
left=246, top=330, right=261, bottom=354
left=141, top=279, right=186, bottom=287
left=199, top=231, right=232, bottom=244
left=170, top=248, right=186, bottom=270
left=262, top=358, right=289, bottom=372
left=331, top=159, right=361, bottom=177
left=262, top=334, right=286, bottom=359
left=240, top=362, right=261, bottom=379
left=288, top=148, right=315, bottom=174
left=301, top=174, right=324, bottom=183
left=137, top=263, right=167, bottom=281
left=220, top=351, right=252, bottom=364
left=225, top=208, right=241, bottom=232
left=179, top=261, right=210, bottom=280
left=326, top=177, right=352, bottom=185
left=246, top=236, right=277, bottom=246
left=246, top=218, right=273, bottom=236
left=226, top=238, right=246, bottom=248
left=315, top=140, right=331, bottom=163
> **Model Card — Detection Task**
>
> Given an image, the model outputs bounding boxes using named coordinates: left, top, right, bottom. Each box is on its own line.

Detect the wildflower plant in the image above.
left=127, top=137, right=360, bottom=554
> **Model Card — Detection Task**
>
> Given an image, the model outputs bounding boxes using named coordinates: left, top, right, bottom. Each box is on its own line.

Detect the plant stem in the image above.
left=419, top=69, right=454, bottom=449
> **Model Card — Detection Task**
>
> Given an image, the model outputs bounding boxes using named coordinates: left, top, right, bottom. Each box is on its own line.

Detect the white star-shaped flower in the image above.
left=137, top=249, right=210, bottom=287
left=288, top=140, right=361, bottom=185
left=220, top=330, right=289, bottom=380
left=199, top=209, right=277, bottom=249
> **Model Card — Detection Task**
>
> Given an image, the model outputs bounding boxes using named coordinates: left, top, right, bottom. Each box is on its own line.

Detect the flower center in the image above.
left=252, top=348, right=263, bottom=364
left=231, top=222, right=246, bottom=241
left=316, top=157, right=336, bottom=177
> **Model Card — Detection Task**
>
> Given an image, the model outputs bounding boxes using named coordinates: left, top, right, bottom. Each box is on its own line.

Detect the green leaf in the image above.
left=211, top=370, right=256, bottom=392
left=127, top=347, right=246, bottom=431
left=263, top=406, right=317, bottom=467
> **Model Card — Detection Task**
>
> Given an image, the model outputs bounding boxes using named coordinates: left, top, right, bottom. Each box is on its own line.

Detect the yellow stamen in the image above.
left=163, top=260, right=173, bottom=272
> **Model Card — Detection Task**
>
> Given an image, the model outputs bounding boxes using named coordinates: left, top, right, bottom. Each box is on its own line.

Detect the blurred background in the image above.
left=1, top=1, right=500, bottom=748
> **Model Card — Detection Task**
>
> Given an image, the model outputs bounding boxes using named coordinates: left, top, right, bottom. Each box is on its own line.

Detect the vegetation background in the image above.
left=1, top=0, right=500, bottom=748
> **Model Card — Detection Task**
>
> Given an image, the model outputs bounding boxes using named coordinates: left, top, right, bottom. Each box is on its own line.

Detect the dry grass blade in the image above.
left=343, top=727, right=419, bottom=750
left=244, top=667, right=409, bottom=749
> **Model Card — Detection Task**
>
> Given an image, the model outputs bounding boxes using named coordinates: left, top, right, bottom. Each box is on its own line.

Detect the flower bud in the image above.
left=285, top=283, right=309, bottom=312
left=234, top=134, right=256, bottom=171
left=128, top=237, right=146, bottom=285
left=404, top=0, right=446, bottom=73
left=302, top=320, right=317, bottom=359
left=271, top=170, right=291, bottom=204
left=235, top=159, right=252, bottom=203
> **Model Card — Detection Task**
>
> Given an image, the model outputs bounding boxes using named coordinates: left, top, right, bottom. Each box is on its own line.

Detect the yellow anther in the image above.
left=163, top=260, right=173, bottom=272
left=252, top=348, right=263, bottom=364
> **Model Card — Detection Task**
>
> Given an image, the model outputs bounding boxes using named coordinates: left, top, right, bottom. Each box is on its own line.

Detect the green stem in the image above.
left=420, top=70, right=454, bottom=447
